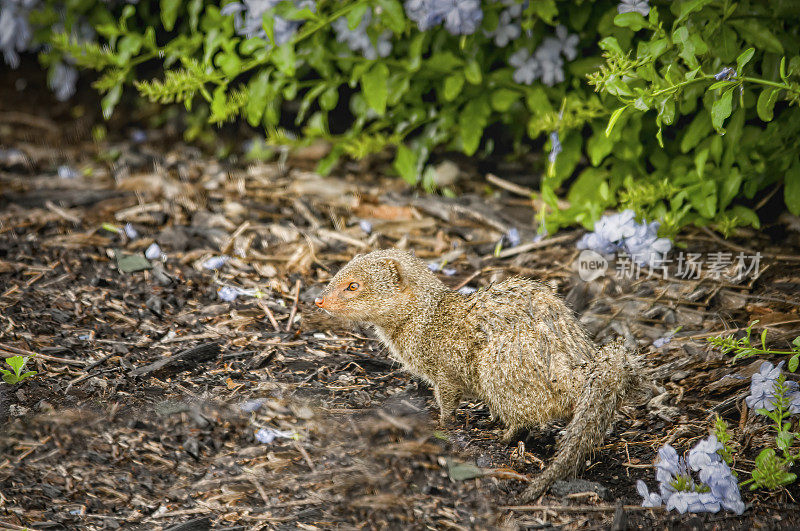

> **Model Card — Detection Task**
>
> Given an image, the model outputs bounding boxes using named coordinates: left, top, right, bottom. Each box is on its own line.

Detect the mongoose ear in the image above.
left=382, top=258, right=406, bottom=289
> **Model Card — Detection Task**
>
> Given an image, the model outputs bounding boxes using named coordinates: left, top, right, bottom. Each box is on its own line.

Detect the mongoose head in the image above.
left=315, top=249, right=443, bottom=324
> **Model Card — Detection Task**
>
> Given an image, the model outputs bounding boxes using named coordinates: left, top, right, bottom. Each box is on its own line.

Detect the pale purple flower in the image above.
left=124, top=223, right=138, bottom=239
left=655, top=444, right=682, bottom=482
left=221, top=0, right=315, bottom=44
left=332, top=9, right=392, bottom=60
left=548, top=131, right=562, bottom=163
left=442, top=268, right=457, bottom=276
left=239, top=399, right=264, bottom=412
left=639, top=437, right=744, bottom=515
left=0, top=0, right=37, bottom=68
left=510, top=49, right=540, bottom=85
left=487, top=8, right=520, bottom=47
left=58, top=165, right=78, bottom=179
left=666, top=491, right=721, bottom=514
left=636, top=479, right=662, bottom=507
left=441, top=0, right=483, bottom=35
left=505, top=228, right=520, bottom=247
left=687, top=435, right=722, bottom=471
left=653, top=334, right=672, bottom=348
left=746, top=361, right=783, bottom=412
left=218, top=286, right=239, bottom=302
left=555, top=25, right=579, bottom=61
left=49, top=62, right=78, bottom=101
left=458, top=286, right=477, bottom=295
left=255, top=427, right=294, bottom=444
left=579, top=210, right=671, bottom=266
left=145, top=243, right=163, bottom=260
left=618, top=0, right=650, bottom=17
left=404, top=0, right=441, bottom=31
left=405, top=0, right=482, bottom=35
left=698, top=461, right=745, bottom=514
left=130, top=129, right=147, bottom=143
left=203, top=255, right=230, bottom=270
left=714, top=67, right=737, bottom=81
left=359, top=220, right=372, bottom=234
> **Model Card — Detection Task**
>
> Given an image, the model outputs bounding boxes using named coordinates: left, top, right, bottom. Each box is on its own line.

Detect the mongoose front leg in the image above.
left=434, top=382, right=462, bottom=427
left=501, top=424, right=523, bottom=443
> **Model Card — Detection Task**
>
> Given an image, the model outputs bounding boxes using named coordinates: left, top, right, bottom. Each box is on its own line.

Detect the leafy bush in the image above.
left=4, top=0, right=800, bottom=233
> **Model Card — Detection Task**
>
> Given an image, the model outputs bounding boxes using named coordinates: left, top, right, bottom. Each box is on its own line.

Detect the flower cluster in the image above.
left=617, top=0, right=650, bottom=17
left=577, top=209, right=671, bottom=267
left=0, top=0, right=37, bottom=68
left=508, top=25, right=578, bottom=86
left=404, top=0, right=483, bottom=35
left=332, top=8, right=392, bottom=60
left=221, top=0, right=316, bottom=45
left=746, top=361, right=800, bottom=414
left=637, top=436, right=745, bottom=515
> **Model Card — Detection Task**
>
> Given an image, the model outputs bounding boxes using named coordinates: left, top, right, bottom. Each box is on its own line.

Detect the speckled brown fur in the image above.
left=316, top=249, right=641, bottom=500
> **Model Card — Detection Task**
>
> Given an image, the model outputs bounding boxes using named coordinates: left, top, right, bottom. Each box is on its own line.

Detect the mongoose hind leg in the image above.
left=434, top=382, right=462, bottom=427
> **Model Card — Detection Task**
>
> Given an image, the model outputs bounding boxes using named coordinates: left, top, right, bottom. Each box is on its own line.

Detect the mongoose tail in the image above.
left=521, top=339, right=638, bottom=501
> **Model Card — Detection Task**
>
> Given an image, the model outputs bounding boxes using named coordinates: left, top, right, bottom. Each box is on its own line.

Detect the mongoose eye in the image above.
left=346, top=282, right=360, bottom=291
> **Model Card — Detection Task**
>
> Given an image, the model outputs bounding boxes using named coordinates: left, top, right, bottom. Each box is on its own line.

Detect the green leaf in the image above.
left=756, top=88, right=780, bottom=122
left=711, top=88, right=733, bottom=133
left=525, top=87, right=552, bottom=116
left=598, top=36, right=623, bottom=56
left=160, top=0, right=181, bottom=31
left=459, top=96, right=491, bottom=156
left=613, top=12, right=648, bottom=31
left=490, top=88, right=520, bottom=112
left=320, top=86, right=339, bottom=111
left=101, top=84, right=122, bottom=120
left=719, top=167, right=742, bottom=211
left=245, top=71, right=270, bottom=126
left=785, top=160, right=800, bottom=216
left=730, top=20, right=784, bottom=54
left=4, top=356, right=25, bottom=374
left=443, top=73, right=464, bottom=101
left=377, top=0, right=405, bottom=33
left=729, top=205, right=760, bottom=229
left=525, top=0, right=557, bottom=24
left=361, top=62, right=389, bottom=114
left=426, top=52, right=462, bottom=72
left=736, top=47, right=755, bottom=73
left=272, top=43, right=296, bottom=75
left=215, top=51, right=242, bottom=78
left=587, top=127, right=614, bottom=166
left=606, top=106, right=627, bottom=137
left=717, top=25, right=738, bottom=63
left=347, top=4, right=369, bottom=30
left=676, top=0, right=714, bottom=23
left=789, top=353, right=799, bottom=373
left=464, top=60, right=482, bottom=84
left=680, top=109, right=712, bottom=153
left=393, top=144, right=419, bottom=184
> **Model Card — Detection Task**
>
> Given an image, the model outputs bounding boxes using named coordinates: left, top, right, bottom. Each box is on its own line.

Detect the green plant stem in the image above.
left=650, top=75, right=716, bottom=97
left=741, top=76, right=800, bottom=93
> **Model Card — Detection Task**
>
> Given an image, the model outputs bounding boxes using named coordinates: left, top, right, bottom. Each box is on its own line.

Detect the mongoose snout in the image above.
left=317, top=248, right=641, bottom=500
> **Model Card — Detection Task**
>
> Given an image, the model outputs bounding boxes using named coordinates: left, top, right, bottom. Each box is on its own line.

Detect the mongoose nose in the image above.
left=314, top=296, right=324, bottom=308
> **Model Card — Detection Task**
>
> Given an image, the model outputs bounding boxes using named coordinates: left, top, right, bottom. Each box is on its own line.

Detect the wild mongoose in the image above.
left=315, top=248, right=640, bottom=500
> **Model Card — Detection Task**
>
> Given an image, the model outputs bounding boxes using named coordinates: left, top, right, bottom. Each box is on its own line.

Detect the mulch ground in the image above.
left=2, top=84, right=800, bottom=530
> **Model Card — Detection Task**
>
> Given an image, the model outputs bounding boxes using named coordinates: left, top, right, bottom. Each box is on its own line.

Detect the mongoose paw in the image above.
left=501, top=426, right=522, bottom=444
